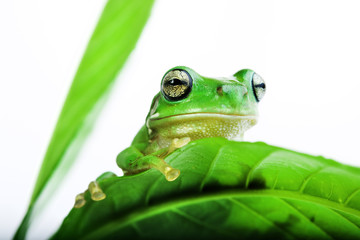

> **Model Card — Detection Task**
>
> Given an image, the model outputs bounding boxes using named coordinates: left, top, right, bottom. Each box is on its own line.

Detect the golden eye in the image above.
left=161, top=69, right=192, bottom=101
left=252, top=73, right=266, bottom=102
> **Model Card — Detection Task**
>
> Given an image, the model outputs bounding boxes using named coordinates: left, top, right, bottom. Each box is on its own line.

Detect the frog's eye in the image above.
left=161, top=69, right=193, bottom=101
left=252, top=73, right=266, bottom=102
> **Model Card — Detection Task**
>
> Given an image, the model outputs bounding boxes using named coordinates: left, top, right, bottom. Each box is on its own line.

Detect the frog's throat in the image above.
left=147, top=113, right=258, bottom=142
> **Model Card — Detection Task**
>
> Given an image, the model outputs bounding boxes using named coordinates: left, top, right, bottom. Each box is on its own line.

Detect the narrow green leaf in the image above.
left=14, top=0, right=155, bottom=239
left=53, top=138, right=360, bottom=239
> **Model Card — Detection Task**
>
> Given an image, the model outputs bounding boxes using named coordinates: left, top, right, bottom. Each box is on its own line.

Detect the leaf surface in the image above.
left=14, top=0, right=154, bottom=239
left=53, top=138, right=360, bottom=239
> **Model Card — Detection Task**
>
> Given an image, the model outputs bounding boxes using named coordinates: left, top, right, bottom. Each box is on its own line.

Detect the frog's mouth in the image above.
left=149, top=112, right=257, bottom=122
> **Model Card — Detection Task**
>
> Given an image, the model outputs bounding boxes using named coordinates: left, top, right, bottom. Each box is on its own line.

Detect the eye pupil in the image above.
left=254, top=83, right=265, bottom=89
left=169, top=78, right=182, bottom=85
left=161, top=69, right=192, bottom=101
left=252, top=73, right=266, bottom=102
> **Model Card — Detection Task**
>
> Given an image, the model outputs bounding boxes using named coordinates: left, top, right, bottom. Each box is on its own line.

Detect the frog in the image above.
left=74, top=66, right=266, bottom=208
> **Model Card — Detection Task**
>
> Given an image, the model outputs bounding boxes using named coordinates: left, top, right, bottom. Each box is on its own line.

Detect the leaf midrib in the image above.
left=81, top=189, right=360, bottom=239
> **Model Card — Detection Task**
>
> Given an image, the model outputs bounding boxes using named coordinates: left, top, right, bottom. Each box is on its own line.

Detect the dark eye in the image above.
left=252, top=73, right=266, bottom=102
left=161, top=69, right=192, bottom=101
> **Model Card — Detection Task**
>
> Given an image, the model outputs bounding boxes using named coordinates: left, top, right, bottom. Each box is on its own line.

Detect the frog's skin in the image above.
left=74, top=66, right=265, bottom=208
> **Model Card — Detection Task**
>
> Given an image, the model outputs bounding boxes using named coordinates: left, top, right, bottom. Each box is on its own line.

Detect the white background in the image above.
left=1, top=0, right=360, bottom=239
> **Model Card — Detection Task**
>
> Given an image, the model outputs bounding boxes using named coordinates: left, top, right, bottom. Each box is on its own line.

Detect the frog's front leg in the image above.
left=117, top=137, right=190, bottom=181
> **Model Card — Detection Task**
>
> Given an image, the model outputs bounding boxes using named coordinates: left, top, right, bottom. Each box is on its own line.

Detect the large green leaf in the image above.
left=53, top=138, right=360, bottom=239
left=14, top=0, right=155, bottom=239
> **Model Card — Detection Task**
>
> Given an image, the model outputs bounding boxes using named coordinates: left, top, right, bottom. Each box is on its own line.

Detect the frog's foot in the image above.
left=146, top=155, right=180, bottom=181
left=74, top=193, right=86, bottom=209
left=89, top=181, right=106, bottom=201
left=152, top=137, right=189, bottom=181
left=167, top=137, right=191, bottom=154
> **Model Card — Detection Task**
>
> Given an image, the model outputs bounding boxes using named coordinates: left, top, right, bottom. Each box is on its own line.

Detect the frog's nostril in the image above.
left=217, top=86, right=223, bottom=96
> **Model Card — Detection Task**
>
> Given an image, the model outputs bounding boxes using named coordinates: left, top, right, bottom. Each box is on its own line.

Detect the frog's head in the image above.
left=146, top=66, right=265, bottom=141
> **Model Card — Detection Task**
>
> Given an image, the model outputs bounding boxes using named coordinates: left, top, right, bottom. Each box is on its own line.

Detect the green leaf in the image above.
left=52, top=138, right=360, bottom=239
left=14, top=0, right=155, bottom=239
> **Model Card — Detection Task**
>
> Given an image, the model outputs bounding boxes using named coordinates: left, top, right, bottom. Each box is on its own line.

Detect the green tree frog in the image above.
left=74, top=66, right=265, bottom=208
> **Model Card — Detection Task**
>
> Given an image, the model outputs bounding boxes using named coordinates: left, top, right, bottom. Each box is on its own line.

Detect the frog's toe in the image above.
left=89, top=181, right=106, bottom=201
left=91, top=191, right=106, bottom=201
left=74, top=193, right=86, bottom=208
left=164, top=167, right=180, bottom=181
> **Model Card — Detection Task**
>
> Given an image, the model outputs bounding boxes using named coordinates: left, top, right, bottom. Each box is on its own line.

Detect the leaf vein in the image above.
left=131, top=222, right=142, bottom=237
left=199, top=146, right=225, bottom=191
left=171, top=208, right=238, bottom=238
left=298, top=166, right=326, bottom=193
left=278, top=198, right=334, bottom=239
left=144, top=174, right=164, bottom=205
left=245, top=152, right=273, bottom=188
left=328, top=208, right=360, bottom=229
left=229, top=198, right=297, bottom=240
left=344, top=187, right=360, bottom=206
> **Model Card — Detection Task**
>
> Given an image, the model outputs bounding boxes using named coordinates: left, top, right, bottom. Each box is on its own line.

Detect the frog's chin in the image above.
left=147, top=112, right=258, bottom=143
